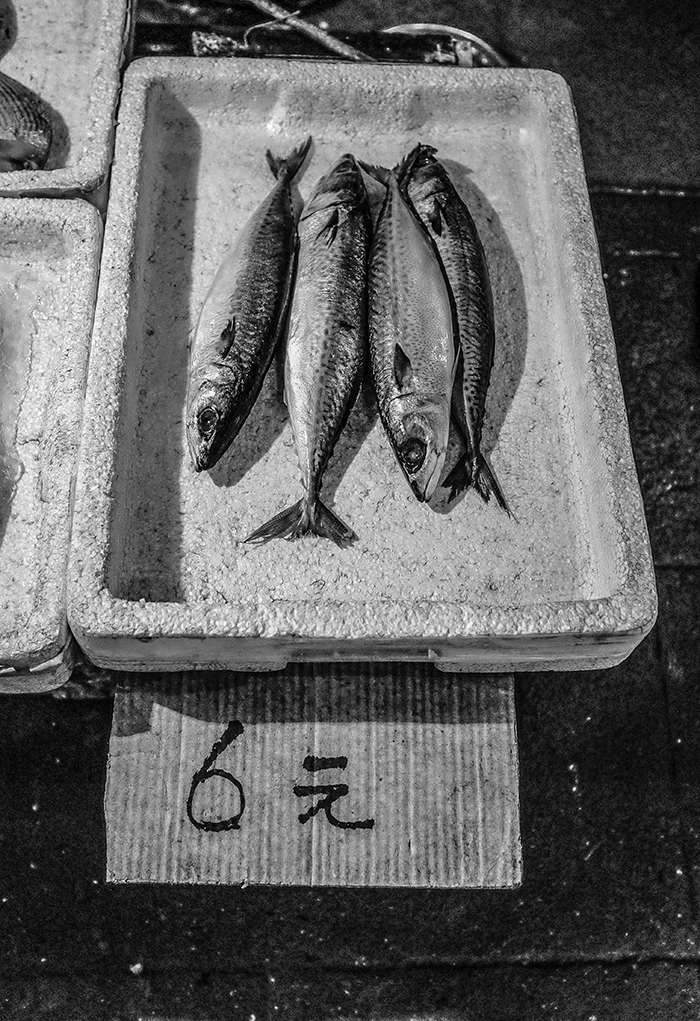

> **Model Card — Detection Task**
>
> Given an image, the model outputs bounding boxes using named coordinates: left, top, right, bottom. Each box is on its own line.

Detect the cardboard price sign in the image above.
left=105, top=668, right=521, bottom=888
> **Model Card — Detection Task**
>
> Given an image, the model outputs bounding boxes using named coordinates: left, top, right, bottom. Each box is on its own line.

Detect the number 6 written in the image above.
left=186, top=720, right=245, bottom=832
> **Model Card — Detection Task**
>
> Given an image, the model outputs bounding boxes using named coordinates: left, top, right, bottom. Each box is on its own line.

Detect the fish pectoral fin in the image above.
left=425, top=197, right=444, bottom=236
left=394, top=343, right=414, bottom=389
left=301, top=195, right=342, bottom=221
left=214, top=316, right=236, bottom=359
left=316, top=207, right=340, bottom=247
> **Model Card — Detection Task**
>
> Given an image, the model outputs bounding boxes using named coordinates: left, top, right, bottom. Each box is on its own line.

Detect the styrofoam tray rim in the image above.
left=67, top=59, right=658, bottom=670
left=0, top=196, right=102, bottom=675
left=0, top=634, right=75, bottom=693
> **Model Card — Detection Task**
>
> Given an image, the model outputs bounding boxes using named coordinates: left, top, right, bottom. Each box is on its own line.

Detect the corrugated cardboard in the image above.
left=105, top=666, right=521, bottom=888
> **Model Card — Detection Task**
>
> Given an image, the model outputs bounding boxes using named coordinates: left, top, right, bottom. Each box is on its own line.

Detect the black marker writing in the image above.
left=293, top=755, right=374, bottom=830
left=303, top=754, right=348, bottom=772
left=187, top=720, right=245, bottom=832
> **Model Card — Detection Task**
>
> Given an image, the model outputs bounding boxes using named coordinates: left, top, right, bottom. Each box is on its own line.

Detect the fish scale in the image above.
left=205, top=189, right=295, bottom=364
left=247, top=153, right=370, bottom=547
left=185, top=137, right=311, bottom=473
left=436, top=221, right=494, bottom=412
left=373, top=185, right=450, bottom=388
left=402, top=143, right=511, bottom=514
left=364, top=160, right=456, bottom=503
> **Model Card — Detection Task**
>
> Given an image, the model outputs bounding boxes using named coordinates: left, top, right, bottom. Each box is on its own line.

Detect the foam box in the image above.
left=0, top=197, right=101, bottom=692
left=67, top=58, right=657, bottom=673
left=0, top=0, right=130, bottom=199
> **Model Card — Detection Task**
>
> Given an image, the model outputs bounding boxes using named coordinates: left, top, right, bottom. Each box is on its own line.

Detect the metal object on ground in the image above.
left=236, top=0, right=375, bottom=61
left=135, top=4, right=512, bottom=66
left=383, top=23, right=510, bottom=67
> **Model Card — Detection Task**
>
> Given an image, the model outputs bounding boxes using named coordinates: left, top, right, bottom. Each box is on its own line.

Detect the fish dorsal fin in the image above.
left=214, top=316, right=236, bottom=359
left=394, top=343, right=414, bottom=389
left=316, top=207, right=340, bottom=247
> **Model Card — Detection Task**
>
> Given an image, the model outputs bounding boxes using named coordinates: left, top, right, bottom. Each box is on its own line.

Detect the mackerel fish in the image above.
left=246, top=153, right=370, bottom=548
left=362, top=158, right=457, bottom=502
left=402, top=143, right=510, bottom=513
left=186, top=137, right=311, bottom=472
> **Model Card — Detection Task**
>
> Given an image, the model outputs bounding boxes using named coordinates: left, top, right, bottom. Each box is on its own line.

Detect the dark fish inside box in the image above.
left=185, top=137, right=512, bottom=549
left=0, top=69, right=52, bottom=171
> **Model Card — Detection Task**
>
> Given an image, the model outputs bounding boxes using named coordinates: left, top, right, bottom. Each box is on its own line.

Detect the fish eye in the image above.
left=400, top=438, right=426, bottom=472
left=197, top=407, right=219, bottom=437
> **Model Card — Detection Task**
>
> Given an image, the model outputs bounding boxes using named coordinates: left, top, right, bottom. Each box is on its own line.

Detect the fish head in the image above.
left=394, top=405, right=448, bottom=503
left=185, top=365, right=246, bottom=472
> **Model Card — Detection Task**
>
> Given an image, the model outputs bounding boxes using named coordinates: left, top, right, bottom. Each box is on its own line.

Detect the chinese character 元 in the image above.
left=293, top=754, right=375, bottom=830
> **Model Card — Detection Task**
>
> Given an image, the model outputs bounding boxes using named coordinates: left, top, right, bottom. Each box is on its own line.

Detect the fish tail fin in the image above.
left=358, top=160, right=391, bottom=187
left=443, top=453, right=515, bottom=518
left=312, top=500, right=358, bottom=548
left=473, top=454, right=514, bottom=518
left=442, top=454, right=473, bottom=503
left=266, top=136, right=313, bottom=182
left=245, top=497, right=357, bottom=548
left=245, top=500, right=304, bottom=544
left=395, top=142, right=438, bottom=188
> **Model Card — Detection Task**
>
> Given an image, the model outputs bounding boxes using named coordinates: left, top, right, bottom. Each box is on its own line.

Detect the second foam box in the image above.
left=67, top=57, right=657, bottom=674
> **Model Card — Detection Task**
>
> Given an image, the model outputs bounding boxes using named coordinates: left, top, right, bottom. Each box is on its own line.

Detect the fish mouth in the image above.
left=186, top=429, right=208, bottom=473
left=408, top=452, right=445, bottom=503
left=424, top=454, right=445, bottom=501
left=187, top=428, right=236, bottom=473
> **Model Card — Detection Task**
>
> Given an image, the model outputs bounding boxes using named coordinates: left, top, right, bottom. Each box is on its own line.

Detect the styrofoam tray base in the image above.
left=0, top=198, right=101, bottom=692
left=68, top=59, right=657, bottom=673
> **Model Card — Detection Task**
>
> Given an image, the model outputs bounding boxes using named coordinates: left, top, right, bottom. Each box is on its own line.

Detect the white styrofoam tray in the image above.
left=0, top=0, right=130, bottom=198
left=0, top=197, right=101, bottom=692
left=67, top=58, right=657, bottom=673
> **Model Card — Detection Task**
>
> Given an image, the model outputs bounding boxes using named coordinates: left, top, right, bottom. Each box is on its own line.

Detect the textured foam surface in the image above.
left=68, top=59, right=657, bottom=672
left=0, top=198, right=101, bottom=691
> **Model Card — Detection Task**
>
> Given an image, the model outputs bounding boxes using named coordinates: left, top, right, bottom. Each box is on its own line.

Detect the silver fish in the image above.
left=0, top=70, right=51, bottom=172
left=402, top=143, right=510, bottom=513
left=362, top=158, right=457, bottom=503
left=186, top=137, right=311, bottom=472
left=246, top=153, right=370, bottom=548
